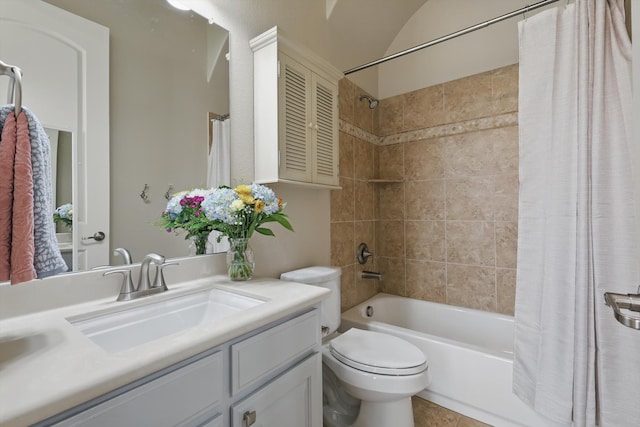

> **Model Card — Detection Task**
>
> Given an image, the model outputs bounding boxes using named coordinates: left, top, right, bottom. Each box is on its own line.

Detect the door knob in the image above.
left=82, top=231, right=105, bottom=241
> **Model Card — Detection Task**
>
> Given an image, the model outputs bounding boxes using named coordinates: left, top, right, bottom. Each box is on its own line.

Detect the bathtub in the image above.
left=340, top=293, right=551, bottom=427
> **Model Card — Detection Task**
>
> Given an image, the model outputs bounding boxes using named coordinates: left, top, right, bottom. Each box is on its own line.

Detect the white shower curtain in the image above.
left=514, top=1, right=640, bottom=426
left=207, top=117, right=230, bottom=253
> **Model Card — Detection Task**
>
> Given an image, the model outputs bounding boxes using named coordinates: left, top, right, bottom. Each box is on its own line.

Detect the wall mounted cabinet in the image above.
left=251, top=27, right=343, bottom=189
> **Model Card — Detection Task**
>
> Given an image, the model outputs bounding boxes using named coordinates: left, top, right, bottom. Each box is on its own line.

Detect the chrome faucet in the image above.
left=113, top=247, right=132, bottom=265
left=138, top=253, right=165, bottom=292
left=104, top=253, right=178, bottom=301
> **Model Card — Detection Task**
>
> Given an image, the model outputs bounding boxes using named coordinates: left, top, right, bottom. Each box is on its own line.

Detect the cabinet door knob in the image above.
left=243, top=410, right=257, bottom=426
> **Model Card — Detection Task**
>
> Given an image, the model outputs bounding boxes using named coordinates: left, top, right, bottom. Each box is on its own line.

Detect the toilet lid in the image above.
left=330, top=328, right=427, bottom=376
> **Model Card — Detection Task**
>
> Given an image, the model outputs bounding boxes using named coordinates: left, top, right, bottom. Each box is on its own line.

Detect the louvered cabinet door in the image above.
left=311, top=74, right=339, bottom=186
left=279, top=53, right=313, bottom=182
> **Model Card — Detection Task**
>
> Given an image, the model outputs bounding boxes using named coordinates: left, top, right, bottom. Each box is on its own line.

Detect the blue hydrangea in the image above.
left=202, top=187, right=239, bottom=224
left=55, top=203, right=73, bottom=220
left=165, top=191, right=187, bottom=219
left=250, top=183, right=280, bottom=214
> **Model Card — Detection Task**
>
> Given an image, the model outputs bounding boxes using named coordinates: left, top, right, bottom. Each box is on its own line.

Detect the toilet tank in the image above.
left=280, top=266, right=341, bottom=336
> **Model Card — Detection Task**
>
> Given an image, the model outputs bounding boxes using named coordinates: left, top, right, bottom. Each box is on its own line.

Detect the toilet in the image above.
left=280, top=266, right=430, bottom=427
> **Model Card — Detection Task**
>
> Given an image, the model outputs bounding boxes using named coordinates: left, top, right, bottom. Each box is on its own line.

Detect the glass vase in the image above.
left=226, top=238, right=254, bottom=281
left=189, top=235, right=211, bottom=256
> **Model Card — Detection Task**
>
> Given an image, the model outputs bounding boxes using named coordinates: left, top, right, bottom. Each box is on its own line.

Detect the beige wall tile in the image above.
left=339, top=77, right=356, bottom=124
left=447, top=264, right=496, bottom=311
left=354, top=137, right=375, bottom=180
left=330, top=177, right=354, bottom=222
left=354, top=221, right=375, bottom=258
left=378, top=182, right=405, bottom=220
left=492, top=63, right=519, bottom=115
left=443, top=130, right=496, bottom=178
left=339, top=264, right=357, bottom=312
left=446, top=221, right=495, bottom=266
left=354, top=180, right=376, bottom=221
left=444, top=71, right=493, bottom=123
left=406, top=260, right=446, bottom=303
left=405, top=220, right=446, bottom=262
left=493, top=125, right=519, bottom=174
left=405, top=180, right=445, bottom=220
left=494, top=173, right=519, bottom=222
left=445, top=176, right=495, bottom=220
left=378, top=95, right=403, bottom=136
left=405, top=138, right=444, bottom=181
left=497, top=268, right=517, bottom=316
left=377, top=143, right=404, bottom=180
left=496, top=221, right=518, bottom=268
left=377, top=256, right=406, bottom=296
left=331, top=222, right=354, bottom=267
left=339, top=131, right=355, bottom=179
left=376, top=220, right=405, bottom=257
left=404, top=85, right=446, bottom=131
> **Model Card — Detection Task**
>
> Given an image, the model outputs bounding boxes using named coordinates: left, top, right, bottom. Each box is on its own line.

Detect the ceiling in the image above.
left=325, top=0, right=429, bottom=72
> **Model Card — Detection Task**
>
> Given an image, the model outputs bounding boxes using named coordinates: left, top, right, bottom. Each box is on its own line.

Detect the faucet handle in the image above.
left=104, top=269, right=136, bottom=301
left=152, top=262, right=179, bottom=290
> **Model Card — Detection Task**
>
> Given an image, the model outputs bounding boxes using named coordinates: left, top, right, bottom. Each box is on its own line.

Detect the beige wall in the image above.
left=334, top=64, right=519, bottom=315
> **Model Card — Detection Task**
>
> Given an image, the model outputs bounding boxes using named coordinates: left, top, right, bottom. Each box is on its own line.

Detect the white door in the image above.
left=0, top=0, right=110, bottom=270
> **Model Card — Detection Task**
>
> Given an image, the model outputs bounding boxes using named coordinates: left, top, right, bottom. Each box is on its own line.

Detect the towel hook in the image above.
left=164, top=184, right=174, bottom=200
left=140, top=184, right=149, bottom=202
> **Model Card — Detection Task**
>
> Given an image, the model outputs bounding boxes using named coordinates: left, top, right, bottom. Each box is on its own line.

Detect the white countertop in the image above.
left=0, top=271, right=329, bottom=427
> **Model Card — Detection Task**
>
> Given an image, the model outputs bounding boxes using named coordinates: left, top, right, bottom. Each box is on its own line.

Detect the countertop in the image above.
left=0, top=272, right=329, bottom=427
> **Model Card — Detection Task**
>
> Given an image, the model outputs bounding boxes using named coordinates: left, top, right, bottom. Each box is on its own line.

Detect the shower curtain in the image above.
left=207, top=117, right=230, bottom=253
left=514, top=1, right=640, bottom=426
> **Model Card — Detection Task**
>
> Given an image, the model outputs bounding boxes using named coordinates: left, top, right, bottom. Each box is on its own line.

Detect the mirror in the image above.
left=0, top=0, right=230, bottom=278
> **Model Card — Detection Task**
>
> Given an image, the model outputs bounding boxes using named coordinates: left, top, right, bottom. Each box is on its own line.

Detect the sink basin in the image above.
left=69, top=288, right=264, bottom=353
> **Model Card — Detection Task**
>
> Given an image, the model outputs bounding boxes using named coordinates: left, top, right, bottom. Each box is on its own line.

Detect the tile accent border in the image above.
left=339, top=112, right=518, bottom=146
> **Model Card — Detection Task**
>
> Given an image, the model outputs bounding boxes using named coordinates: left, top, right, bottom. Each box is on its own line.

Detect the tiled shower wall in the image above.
left=332, top=64, right=519, bottom=315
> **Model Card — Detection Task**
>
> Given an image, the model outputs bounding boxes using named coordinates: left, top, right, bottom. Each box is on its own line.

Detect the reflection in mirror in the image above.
left=45, top=128, right=73, bottom=271
left=2, top=0, right=230, bottom=280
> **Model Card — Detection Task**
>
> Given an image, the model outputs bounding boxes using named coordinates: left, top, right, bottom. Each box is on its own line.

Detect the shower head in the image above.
left=359, top=94, right=379, bottom=109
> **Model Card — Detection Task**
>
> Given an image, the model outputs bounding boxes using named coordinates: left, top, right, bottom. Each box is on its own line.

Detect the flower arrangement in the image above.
left=53, top=203, right=73, bottom=228
left=158, top=184, right=293, bottom=280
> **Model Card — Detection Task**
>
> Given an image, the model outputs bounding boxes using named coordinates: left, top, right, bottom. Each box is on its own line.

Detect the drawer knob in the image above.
left=243, top=410, right=257, bottom=426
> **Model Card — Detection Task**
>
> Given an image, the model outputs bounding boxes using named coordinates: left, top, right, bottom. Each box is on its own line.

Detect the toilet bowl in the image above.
left=280, top=266, right=430, bottom=427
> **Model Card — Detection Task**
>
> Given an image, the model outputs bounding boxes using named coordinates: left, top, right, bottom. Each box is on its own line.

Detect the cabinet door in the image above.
left=53, top=351, right=223, bottom=427
left=279, top=53, right=313, bottom=183
left=231, top=353, right=322, bottom=427
left=311, top=73, right=339, bottom=186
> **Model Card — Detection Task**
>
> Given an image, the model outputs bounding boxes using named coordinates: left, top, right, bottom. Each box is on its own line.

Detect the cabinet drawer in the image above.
left=231, top=310, right=319, bottom=395
left=54, top=351, right=223, bottom=427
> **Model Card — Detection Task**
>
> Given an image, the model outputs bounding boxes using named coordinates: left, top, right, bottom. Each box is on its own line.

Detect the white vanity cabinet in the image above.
left=45, top=309, right=321, bottom=427
left=251, top=26, right=343, bottom=189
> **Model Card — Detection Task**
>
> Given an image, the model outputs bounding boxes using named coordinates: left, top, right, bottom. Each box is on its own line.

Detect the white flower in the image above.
left=231, top=199, right=245, bottom=211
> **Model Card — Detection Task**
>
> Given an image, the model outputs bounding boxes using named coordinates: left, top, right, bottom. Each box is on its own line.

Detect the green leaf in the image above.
left=255, top=227, right=275, bottom=236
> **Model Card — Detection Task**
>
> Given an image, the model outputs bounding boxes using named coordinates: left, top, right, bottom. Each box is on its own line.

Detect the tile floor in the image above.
left=412, top=397, right=492, bottom=427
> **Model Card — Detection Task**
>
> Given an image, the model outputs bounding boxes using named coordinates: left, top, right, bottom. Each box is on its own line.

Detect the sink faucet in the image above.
left=104, top=253, right=178, bottom=301
left=138, top=253, right=165, bottom=292
left=113, top=247, right=132, bottom=265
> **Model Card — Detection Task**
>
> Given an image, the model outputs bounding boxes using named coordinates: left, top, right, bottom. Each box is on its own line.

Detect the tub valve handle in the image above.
left=357, top=243, right=373, bottom=264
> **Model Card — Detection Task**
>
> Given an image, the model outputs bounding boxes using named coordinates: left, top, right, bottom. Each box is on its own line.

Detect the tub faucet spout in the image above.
left=361, top=271, right=382, bottom=280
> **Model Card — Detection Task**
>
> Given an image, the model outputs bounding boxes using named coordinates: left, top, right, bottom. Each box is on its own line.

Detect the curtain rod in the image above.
left=343, top=0, right=561, bottom=75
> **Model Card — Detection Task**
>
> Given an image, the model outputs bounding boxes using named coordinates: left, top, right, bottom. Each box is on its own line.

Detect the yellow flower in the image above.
left=235, top=184, right=251, bottom=195
left=254, top=200, right=265, bottom=213
left=240, top=194, right=255, bottom=205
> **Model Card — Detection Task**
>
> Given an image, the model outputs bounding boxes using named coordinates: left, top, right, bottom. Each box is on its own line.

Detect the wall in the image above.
left=334, top=64, right=519, bottom=315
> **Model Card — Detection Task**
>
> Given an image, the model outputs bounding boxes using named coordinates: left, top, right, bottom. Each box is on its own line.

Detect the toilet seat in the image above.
left=330, top=328, right=427, bottom=376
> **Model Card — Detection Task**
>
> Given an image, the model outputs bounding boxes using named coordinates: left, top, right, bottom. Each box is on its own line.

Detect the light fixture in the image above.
left=166, top=0, right=190, bottom=11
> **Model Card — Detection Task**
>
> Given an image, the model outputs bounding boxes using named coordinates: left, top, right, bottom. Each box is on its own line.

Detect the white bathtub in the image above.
left=340, top=293, right=551, bottom=427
